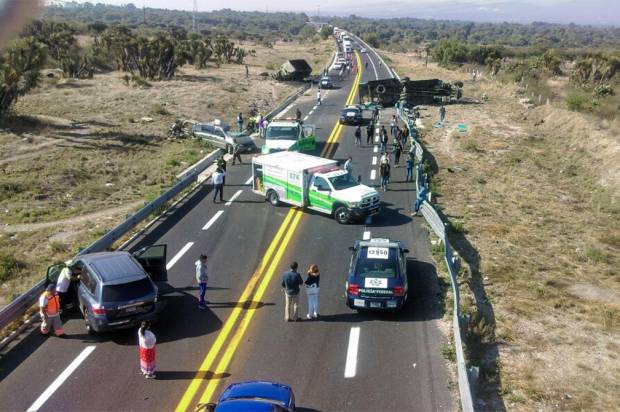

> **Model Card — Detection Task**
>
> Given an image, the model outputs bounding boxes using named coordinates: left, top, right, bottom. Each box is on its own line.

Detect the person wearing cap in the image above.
left=39, top=284, right=64, bottom=337
left=195, top=254, right=209, bottom=309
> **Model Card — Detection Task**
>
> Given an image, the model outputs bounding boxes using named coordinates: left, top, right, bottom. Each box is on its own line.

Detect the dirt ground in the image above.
left=0, top=39, right=335, bottom=306
left=384, top=50, right=620, bottom=411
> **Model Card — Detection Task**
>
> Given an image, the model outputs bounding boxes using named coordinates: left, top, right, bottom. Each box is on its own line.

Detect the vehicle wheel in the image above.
left=267, top=190, right=279, bottom=206
left=334, top=206, right=349, bottom=224
left=83, top=307, right=95, bottom=335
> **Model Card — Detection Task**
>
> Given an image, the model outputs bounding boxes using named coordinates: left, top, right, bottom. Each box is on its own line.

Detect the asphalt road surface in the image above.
left=0, top=39, right=454, bottom=412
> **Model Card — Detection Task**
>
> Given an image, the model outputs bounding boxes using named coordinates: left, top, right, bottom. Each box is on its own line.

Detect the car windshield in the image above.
left=102, top=277, right=154, bottom=301
left=355, top=247, right=399, bottom=278
left=329, top=173, right=359, bottom=190
left=266, top=126, right=298, bottom=141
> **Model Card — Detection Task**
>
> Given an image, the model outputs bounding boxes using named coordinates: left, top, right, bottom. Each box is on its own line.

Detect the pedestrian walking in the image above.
left=261, top=117, right=269, bottom=138
left=394, top=140, right=403, bottom=166
left=380, top=126, right=388, bottom=153
left=439, top=106, right=446, bottom=123
left=354, top=125, right=361, bottom=146
left=217, top=155, right=227, bottom=185
left=366, top=124, right=373, bottom=145
left=380, top=151, right=390, bottom=165
left=344, top=156, right=353, bottom=175
left=232, top=142, right=242, bottom=165
left=39, top=284, right=64, bottom=337
left=281, top=262, right=303, bottom=322
left=296, top=108, right=302, bottom=121
left=390, top=115, right=397, bottom=137
left=316, top=90, right=322, bottom=106
left=373, top=106, right=379, bottom=123
left=212, top=167, right=225, bottom=203
left=380, top=161, right=390, bottom=192
left=257, top=113, right=263, bottom=135
left=138, top=321, right=156, bottom=379
left=195, top=254, right=208, bottom=309
left=236, top=112, right=244, bottom=132
left=304, top=264, right=320, bottom=319
left=405, top=156, right=414, bottom=182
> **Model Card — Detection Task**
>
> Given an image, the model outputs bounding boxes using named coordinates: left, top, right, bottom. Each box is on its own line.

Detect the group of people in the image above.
left=281, top=262, right=321, bottom=321
left=373, top=115, right=415, bottom=191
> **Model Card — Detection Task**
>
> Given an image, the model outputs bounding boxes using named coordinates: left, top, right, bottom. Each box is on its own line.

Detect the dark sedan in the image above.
left=339, top=105, right=363, bottom=125
left=201, top=380, right=295, bottom=412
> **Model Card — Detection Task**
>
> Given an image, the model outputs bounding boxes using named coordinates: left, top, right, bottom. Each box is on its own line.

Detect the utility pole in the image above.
left=192, top=0, right=197, bottom=33
left=142, top=5, right=146, bottom=25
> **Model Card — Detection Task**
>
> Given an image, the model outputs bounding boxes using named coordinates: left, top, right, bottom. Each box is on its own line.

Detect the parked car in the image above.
left=320, top=76, right=333, bottom=89
left=200, top=380, right=295, bottom=412
left=46, top=245, right=168, bottom=333
left=345, top=238, right=410, bottom=311
left=192, top=120, right=258, bottom=153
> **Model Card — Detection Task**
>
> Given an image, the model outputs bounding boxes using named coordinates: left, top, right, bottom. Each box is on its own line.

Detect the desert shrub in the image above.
left=0, top=254, right=21, bottom=282
left=593, top=84, right=614, bottom=97
left=565, top=93, right=589, bottom=111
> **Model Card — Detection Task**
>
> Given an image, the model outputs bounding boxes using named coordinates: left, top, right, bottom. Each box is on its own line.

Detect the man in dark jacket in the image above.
left=281, top=262, right=303, bottom=322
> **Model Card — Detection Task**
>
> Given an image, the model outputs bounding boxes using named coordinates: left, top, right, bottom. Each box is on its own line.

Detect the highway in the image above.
left=0, top=38, right=454, bottom=412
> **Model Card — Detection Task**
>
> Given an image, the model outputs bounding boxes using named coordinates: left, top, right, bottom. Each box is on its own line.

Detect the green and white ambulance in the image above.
left=261, top=119, right=316, bottom=154
left=252, top=152, right=381, bottom=224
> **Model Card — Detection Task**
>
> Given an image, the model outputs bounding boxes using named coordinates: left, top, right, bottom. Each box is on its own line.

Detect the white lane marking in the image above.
left=245, top=176, right=253, bottom=185
left=374, top=135, right=379, bottom=143
left=27, top=346, right=96, bottom=412
left=225, top=190, right=243, bottom=206
left=367, top=55, right=379, bottom=79
left=309, top=110, right=314, bottom=116
left=202, top=210, right=224, bottom=230
left=373, top=145, right=378, bottom=153
left=372, top=156, right=377, bottom=165
left=362, top=231, right=371, bottom=240
left=303, top=115, right=309, bottom=121
left=166, top=242, right=194, bottom=270
left=344, top=327, right=361, bottom=378
left=275, top=103, right=294, bottom=119
left=370, top=170, right=376, bottom=180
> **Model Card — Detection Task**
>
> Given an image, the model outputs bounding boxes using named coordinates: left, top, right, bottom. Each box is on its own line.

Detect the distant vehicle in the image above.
left=46, top=246, right=167, bottom=333
left=345, top=238, right=409, bottom=311
left=344, top=45, right=353, bottom=54
left=360, top=47, right=368, bottom=53
left=262, top=119, right=315, bottom=154
left=201, top=380, right=295, bottom=412
left=333, top=62, right=343, bottom=70
left=252, top=152, right=381, bottom=224
left=192, top=120, right=258, bottom=154
left=320, top=76, right=333, bottom=89
left=339, top=105, right=364, bottom=125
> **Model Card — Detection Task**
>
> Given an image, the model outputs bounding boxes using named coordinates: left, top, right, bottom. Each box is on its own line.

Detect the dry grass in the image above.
left=387, top=50, right=620, bottom=411
left=0, top=39, right=335, bottom=306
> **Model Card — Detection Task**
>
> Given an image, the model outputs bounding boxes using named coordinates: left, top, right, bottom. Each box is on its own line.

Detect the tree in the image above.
left=0, top=37, right=47, bottom=118
left=319, top=25, right=332, bottom=40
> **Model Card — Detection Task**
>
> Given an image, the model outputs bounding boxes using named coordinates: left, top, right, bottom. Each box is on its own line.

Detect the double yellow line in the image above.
left=175, top=51, right=363, bottom=412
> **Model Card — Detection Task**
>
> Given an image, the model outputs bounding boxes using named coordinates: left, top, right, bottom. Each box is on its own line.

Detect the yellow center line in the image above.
left=175, top=208, right=297, bottom=412
left=176, top=50, right=364, bottom=412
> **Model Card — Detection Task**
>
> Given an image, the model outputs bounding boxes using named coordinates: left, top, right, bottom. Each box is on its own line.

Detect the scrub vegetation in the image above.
left=387, top=50, right=619, bottom=410
left=0, top=7, right=335, bottom=307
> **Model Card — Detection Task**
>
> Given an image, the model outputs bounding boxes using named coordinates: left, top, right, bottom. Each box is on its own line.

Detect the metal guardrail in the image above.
left=399, top=106, right=476, bottom=412
left=0, top=76, right=314, bottom=334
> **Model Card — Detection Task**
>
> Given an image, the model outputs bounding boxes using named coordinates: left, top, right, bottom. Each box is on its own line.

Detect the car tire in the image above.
left=267, top=190, right=279, bottom=206
left=334, top=206, right=349, bottom=224
left=83, top=307, right=95, bottom=335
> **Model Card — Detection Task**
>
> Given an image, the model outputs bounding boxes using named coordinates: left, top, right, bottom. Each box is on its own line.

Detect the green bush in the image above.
left=0, top=254, right=21, bottom=282
left=565, top=93, right=589, bottom=111
left=593, top=84, right=614, bottom=97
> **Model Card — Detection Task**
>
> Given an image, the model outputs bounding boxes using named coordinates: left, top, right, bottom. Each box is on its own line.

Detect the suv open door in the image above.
left=300, top=124, right=316, bottom=151
left=133, top=245, right=168, bottom=282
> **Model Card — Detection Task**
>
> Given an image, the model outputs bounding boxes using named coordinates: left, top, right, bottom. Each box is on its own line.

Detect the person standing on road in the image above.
left=56, top=260, right=76, bottom=309
left=281, top=262, right=303, bottom=322
left=344, top=156, right=353, bottom=175
left=195, top=255, right=208, bottom=309
left=212, top=167, right=225, bottom=203
left=380, top=161, right=391, bottom=192
left=390, top=115, right=397, bottom=138
left=217, top=155, right=227, bottom=184
left=236, top=112, right=244, bottom=132
left=304, top=264, right=320, bottom=319
left=439, top=105, right=446, bottom=123
left=394, top=140, right=403, bottom=167
left=39, top=284, right=64, bottom=337
left=138, top=321, right=156, bottom=379
left=296, top=108, right=302, bottom=121
left=354, top=125, right=362, bottom=146
left=405, top=156, right=414, bottom=182
left=366, top=123, right=373, bottom=145
left=232, top=142, right=242, bottom=165
left=380, top=126, right=388, bottom=153
left=316, top=89, right=322, bottom=106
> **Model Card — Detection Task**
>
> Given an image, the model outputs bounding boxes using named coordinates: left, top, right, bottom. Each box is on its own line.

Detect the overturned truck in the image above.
left=272, top=59, right=313, bottom=81
left=359, top=77, right=463, bottom=107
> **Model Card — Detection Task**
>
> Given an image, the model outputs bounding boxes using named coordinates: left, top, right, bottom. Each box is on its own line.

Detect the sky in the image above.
left=63, top=0, right=620, bottom=25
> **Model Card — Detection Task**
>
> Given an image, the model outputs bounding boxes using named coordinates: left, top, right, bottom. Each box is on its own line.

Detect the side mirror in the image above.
left=196, top=403, right=216, bottom=412
left=348, top=246, right=355, bottom=252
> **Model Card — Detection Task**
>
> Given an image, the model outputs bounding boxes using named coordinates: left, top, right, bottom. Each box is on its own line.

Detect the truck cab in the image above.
left=262, top=120, right=316, bottom=154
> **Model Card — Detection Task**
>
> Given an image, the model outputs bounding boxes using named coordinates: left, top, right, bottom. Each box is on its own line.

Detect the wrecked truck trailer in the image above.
left=272, top=59, right=313, bottom=81
left=358, top=77, right=463, bottom=107
left=358, top=78, right=402, bottom=107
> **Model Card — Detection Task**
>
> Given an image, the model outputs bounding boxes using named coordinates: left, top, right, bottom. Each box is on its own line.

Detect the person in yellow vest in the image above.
left=39, top=284, right=65, bottom=337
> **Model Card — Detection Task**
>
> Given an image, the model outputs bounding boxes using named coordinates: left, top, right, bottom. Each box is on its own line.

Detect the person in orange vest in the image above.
left=39, top=284, right=65, bottom=337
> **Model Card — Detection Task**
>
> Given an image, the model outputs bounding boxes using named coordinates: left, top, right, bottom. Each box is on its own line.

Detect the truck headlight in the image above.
left=349, top=201, right=359, bottom=208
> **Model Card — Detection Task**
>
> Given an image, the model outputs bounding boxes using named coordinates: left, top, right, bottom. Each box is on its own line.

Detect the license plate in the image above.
left=353, top=299, right=365, bottom=307
left=387, top=301, right=398, bottom=308
left=124, top=307, right=137, bottom=313
left=370, top=302, right=382, bottom=308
